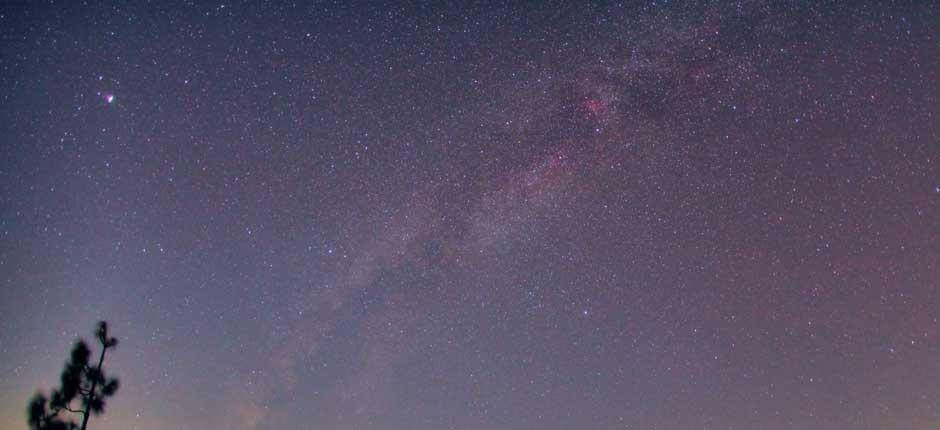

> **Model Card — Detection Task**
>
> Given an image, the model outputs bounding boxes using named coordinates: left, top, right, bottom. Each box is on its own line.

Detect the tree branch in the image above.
left=63, top=405, right=85, bottom=414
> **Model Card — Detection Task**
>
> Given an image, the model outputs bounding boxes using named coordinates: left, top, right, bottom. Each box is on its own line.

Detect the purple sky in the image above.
left=2, top=2, right=939, bottom=429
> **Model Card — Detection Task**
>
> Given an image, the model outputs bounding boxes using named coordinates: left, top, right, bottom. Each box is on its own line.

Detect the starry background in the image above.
left=1, top=1, right=939, bottom=429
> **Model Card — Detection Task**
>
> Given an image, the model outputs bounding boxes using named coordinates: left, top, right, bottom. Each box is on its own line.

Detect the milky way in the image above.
left=2, top=2, right=939, bottom=429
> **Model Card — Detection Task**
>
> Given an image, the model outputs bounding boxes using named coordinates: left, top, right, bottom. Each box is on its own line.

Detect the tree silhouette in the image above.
left=27, top=321, right=120, bottom=430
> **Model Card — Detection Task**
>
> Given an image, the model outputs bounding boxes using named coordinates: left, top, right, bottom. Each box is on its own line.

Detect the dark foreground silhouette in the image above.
left=27, top=321, right=120, bottom=430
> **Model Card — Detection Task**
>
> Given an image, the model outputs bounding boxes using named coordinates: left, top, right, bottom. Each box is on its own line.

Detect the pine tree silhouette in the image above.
left=27, top=321, right=120, bottom=430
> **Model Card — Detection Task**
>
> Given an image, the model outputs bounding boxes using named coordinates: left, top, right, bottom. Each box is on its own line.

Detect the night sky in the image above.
left=2, top=1, right=939, bottom=429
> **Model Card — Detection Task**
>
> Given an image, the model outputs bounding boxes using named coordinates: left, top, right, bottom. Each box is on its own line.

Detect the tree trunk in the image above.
left=80, top=347, right=107, bottom=430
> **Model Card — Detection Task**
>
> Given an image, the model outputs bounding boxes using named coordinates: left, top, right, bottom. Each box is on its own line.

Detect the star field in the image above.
left=1, top=2, right=939, bottom=429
